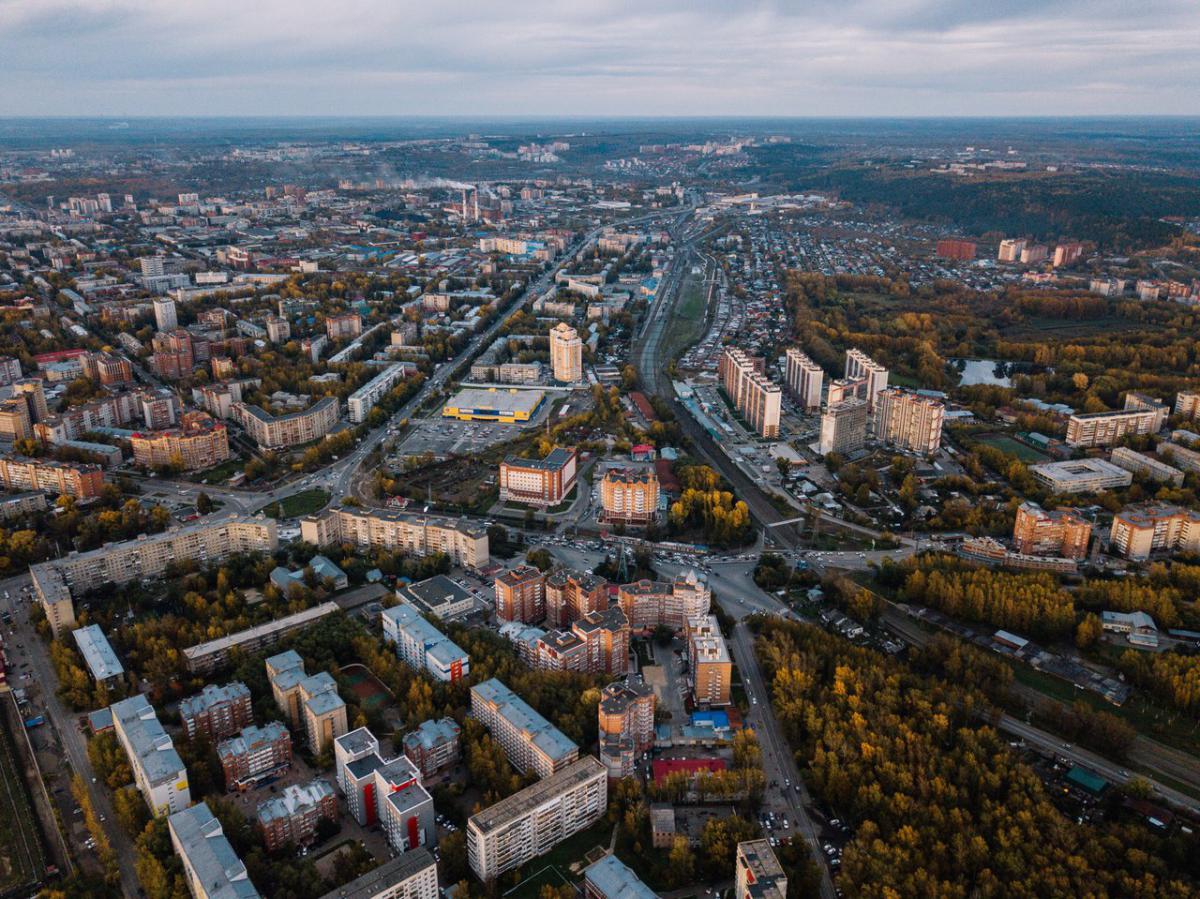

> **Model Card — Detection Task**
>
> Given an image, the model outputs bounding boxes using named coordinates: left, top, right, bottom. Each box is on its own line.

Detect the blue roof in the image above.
left=584, top=855, right=657, bottom=899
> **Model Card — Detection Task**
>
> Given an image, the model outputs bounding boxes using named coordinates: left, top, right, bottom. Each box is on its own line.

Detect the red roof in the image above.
left=630, top=392, right=657, bottom=422
left=652, top=758, right=727, bottom=783
left=654, top=459, right=681, bottom=494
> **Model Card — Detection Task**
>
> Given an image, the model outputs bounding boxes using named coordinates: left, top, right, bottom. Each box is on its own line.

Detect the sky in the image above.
left=2, top=0, right=1199, bottom=117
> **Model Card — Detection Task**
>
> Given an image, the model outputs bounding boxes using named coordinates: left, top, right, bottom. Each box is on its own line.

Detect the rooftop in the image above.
left=257, top=780, right=335, bottom=825
left=168, top=803, right=261, bottom=899
left=584, top=854, right=658, bottom=899
left=72, top=624, right=124, bottom=681
left=110, top=694, right=185, bottom=785
left=444, top=386, right=544, bottom=416
left=471, top=678, right=578, bottom=764
left=180, top=682, right=250, bottom=721
left=315, top=848, right=436, bottom=899
left=397, top=574, right=473, bottom=617
left=184, top=602, right=340, bottom=663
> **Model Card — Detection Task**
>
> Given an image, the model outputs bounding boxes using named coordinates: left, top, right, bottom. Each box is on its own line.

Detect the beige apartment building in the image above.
left=549, top=322, right=582, bottom=382
left=499, top=446, right=577, bottom=508
left=131, top=411, right=230, bottom=471
left=1012, top=501, right=1092, bottom=560
left=686, top=615, right=732, bottom=707
left=872, top=388, right=944, bottom=454
left=844, top=348, right=889, bottom=411
left=467, top=757, right=607, bottom=881
left=300, top=507, right=489, bottom=569
left=599, top=468, right=659, bottom=526
left=617, top=569, right=711, bottom=631
left=0, top=456, right=105, bottom=498
left=597, top=676, right=656, bottom=780
left=1109, top=504, right=1200, bottom=560
left=1065, top=395, right=1166, bottom=448
left=784, top=347, right=823, bottom=412
left=233, top=396, right=339, bottom=449
left=818, top=397, right=868, bottom=456
left=545, top=568, right=608, bottom=627
left=719, top=347, right=781, bottom=438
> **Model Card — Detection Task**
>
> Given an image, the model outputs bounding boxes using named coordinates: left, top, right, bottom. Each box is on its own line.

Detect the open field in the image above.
left=973, top=433, right=1050, bottom=463
left=267, top=488, right=331, bottom=519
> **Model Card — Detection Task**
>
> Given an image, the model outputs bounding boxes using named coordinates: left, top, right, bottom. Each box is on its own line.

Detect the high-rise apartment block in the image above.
left=736, top=840, right=788, bottom=899
left=549, top=322, right=583, bottom=382
left=217, top=722, right=292, bottom=792
left=1109, top=504, right=1200, bottom=560
left=151, top=329, right=194, bottom=379
left=315, top=848, right=438, bottom=899
left=0, top=456, right=105, bottom=498
left=257, top=780, right=337, bottom=851
left=545, top=568, right=608, bottom=628
left=872, top=388, right=944, bottom=454
left=599, top=468, right=659, bottom=526
left=1053, top=242, right=1084, bottom=267
left=82, top=351, right=135, bottom=386
left=1012, top=501, right=1092, bottom=560
left=301, top=672, right=348, bottom=754
left=348, top=363, right=412, bottom=423
left=499, top=446, right=578, bottom=507
left=598, top=676, right=656, bottom=780
left=1066, top=407, right=1162, bottom=448
left=153, top=296, right=177, bottom=331
left=784, top=348, right=823, bottom=411
left=617, top=570, right=711, bottom=631
left=533, top=607, right=630, bottom=676
left=494, top=565, right=547, bottom=623
left=470, top=678, right=579, bottom=778
left=179, top=681, right=253, bottom=742
left=998, top=238, right=1027, bottom=262
left=111, top=694, right=190, bottom=816
left=467, top=757, right=607, bottom=881
left=1175, top=391, right=1200, bottom=421
left=686, top=615, right=732, bottom=707
left=233, top=397, right=339, bottom=449
left=132, top=411, right=230, bottom=471
left=844, top=349, right=888, bottom=411
left=382, top=602, right=471, bottom=682
left=818, top=397, right=868, bottom=456
left=301, top=507, right=489, bottom=569
left=935, top=239, right=976, bottom=261
left=719, top=347, right=781, bottom=437
left=1020, top=244, right=1049, bottom=264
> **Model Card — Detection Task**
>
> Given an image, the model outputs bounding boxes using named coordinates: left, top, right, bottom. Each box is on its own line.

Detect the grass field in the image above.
left=195, top=457, right=247, bottom=485
left=974, top=433, right=1049, bottom=463
left=266, top=488, right=331, bottom=519
left=0, top=713, right=45, bottom=894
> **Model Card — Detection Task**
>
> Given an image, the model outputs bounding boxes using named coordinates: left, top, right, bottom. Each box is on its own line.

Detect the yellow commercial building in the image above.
left=442, top=387, right=544, bottom=423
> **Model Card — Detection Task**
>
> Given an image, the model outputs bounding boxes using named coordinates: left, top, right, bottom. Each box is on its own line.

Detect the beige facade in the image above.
left=1012, top=501, right=1092, bottom=560
left=686, top=615, right=731, bottom=707
left=233, top=396, right=339, bottom=449
left=1109, top=504, right=1200, bottom=560
left=719, top=347, right=781, bottom=437
left=599, top=468, right=659, bottom=525
left=301, top=507, right=489, bottom=569
left=784, top=347, right=823, bottom=412
left=132, top=412, right=230, bottom=471
left=549, top=322, right=582, bottom=382
left=872, top=388, right=944, bottom=454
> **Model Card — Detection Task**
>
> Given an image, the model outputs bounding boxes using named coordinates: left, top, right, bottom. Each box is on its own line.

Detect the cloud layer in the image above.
left=2, top=0, right=1198, bottom=116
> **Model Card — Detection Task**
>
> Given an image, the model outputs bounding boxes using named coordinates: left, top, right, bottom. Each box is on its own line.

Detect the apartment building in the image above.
left=326, top=312, right=362, bottom=341
left=784, top=348, right=823, bottom=412
left=72, top=624, right=124, bottom=685
left=153, top=297, right=178, bottom=330
left=545, top=568, right=608, bottom=628
left=598, top=676, right=656, bottom=780
left=265, top=316, right=290, bottom=343
left=935, top=238, right=976, bottom=261
left=266, top=650, right=308, bottom=729
left=30, top=564, right=75, bottom=638
left=470, top=678, right=579, bottom=778
left=381, top=603, right=471, bottom=682
left=348, top=363, right=411, bottom=423
left=494, top=565, right=547, bottom=623
left=29, top=516, right=278, bottom=632
left=499, top=446, right=578, bottom=507
left=0, top=455, right=105, bottom=498
left=183, top=603, right=339, bottom=674
left=0, top=395, right=31, bottom=440
left=736, top=840, right=788, bottom=899
left=600, top=468, right=659, bottom=526
left=301, top=507, right=489, bottom=569
left=179, top=681, right=253, bottom=742
left=686, top=615, right=732, bottom=707
left=467, top=757, right=607, bottom=881
left=402, top=718, right=462, bottom=780
left=151, top=329, right=194, bottom=380
left=257, top=780, right=337, bottom=851
left=844, top=348, right=888, bottom=411
left=336, top=729, right=391, bottom=826
left=233, top=396, right=339, bottom=449
left=533, top=607, right=630, bottom=676
left=82, top=351, right=135, bottom=386
left=168, top=802, right=260, bottom=899
left=0, top=491, right=46, bottom=520
left=998, top=238, right=1027, bottom=262
left=1158, top=441, right=1200, bottom=476
left=1030, top=459, right=1133, bottom=494
left=583, top=855, right=657, bottom=899
left=217, top=722, right=292, bottom=791
left=1109, top=504, right=1200, bottom=560
left=314, top=848, right=438, bottom=899
left=379, top=776, right=437, bottom=857
left=301, top=672, right=349, bottom=754
left=1175, top=391, right=1200, bottom=421
left=818, top=398, right=868, bottom=456
left=13, top=379, right=47, bottom=422
left=719, top=347, right=781, bottom=438
left=549, top=322, right=583, bottom=382
left=617, top=569, right=711, bottom=631
left=132, top=412, right=230, bottom=471
left=1066, top=405, right=1163, bottom=448
left=872, top=388, right=944, bottom=454
left=111, top=693, right=190, bottom=816
left=0, top=356, right=22, bottom=385
left=1109, top=446, right=1185, bottom=486
left=1011, top=501, right=1092, bottom=560
left=1124, top=392, right=1170, bottom=432
left=334, top=729, right=427, bottom=834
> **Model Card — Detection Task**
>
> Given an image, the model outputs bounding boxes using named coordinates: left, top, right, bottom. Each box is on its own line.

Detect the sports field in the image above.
left=341, top=665, right=392, bottom=712
left=975, top=433, right=1049, bottom=463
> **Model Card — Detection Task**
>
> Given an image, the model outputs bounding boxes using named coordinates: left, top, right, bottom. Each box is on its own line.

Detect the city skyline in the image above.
left=2, top=0, right=1199, bottom=117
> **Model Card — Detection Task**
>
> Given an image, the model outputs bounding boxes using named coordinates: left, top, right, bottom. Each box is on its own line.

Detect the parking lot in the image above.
left=391, top=416, right=523, bottom=462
